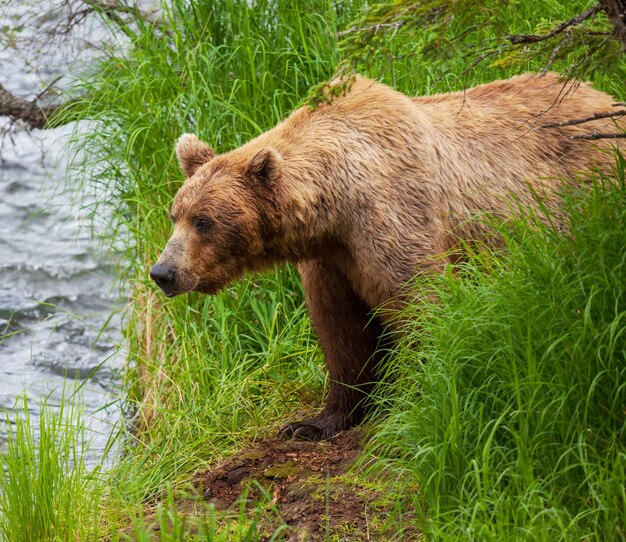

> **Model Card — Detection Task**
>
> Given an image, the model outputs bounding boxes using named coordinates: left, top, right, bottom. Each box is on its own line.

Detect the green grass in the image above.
left=368, top=156, right=626, bottom=541
left=0, top=391, right=103, bottom=541
left=126, top=482, right=288, bottom=541
left=2, top=0, right=625, bottom=539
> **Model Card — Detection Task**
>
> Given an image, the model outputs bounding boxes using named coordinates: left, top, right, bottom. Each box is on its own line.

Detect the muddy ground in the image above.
left=147, top=429, right=418, bottom=540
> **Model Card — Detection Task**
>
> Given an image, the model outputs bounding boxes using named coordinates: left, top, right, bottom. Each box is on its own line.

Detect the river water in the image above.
left=0, top=1, right=124, bottom=466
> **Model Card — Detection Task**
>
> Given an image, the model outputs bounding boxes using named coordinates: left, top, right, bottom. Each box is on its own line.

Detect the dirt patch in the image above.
left=191, top=429, right=413, bottom=540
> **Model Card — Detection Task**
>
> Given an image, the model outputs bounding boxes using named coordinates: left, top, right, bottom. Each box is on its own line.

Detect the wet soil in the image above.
left=184, top=429, right=417, bottom=541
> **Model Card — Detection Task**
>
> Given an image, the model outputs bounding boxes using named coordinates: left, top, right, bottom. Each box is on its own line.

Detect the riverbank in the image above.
left=0, top=0, right=123, bottom=470
left=1, top=1, right=625, bottom=540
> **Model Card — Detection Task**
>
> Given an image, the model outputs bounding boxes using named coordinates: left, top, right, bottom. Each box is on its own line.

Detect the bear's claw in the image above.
left=278, top=421, right=327, bottom=441
left=277, top=410, right=356, bottom=441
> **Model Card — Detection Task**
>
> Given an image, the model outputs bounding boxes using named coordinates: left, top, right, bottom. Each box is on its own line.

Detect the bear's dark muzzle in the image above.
left=150, top=263, right=177, bottom=295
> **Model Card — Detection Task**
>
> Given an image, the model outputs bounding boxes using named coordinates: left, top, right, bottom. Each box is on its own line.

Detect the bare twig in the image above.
left=542, top=33, right=571, bottom=73
left=338, top=20, right=405, bottom=37
left=540, top=109, right=626, bottom=128
left=80, top=0, right=134, bottom=37
left=459, top=47, right=502, bottom=78
left=74, top=0, right=172, bottom=39
left=571, top=132, right=626, bottom=140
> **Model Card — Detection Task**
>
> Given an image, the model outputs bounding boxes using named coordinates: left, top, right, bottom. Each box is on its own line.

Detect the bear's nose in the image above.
left=150, top=263, right=176, bottom=291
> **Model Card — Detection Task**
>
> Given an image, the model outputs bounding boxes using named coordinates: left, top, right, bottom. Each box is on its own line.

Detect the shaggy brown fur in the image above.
left=151, top=73, right=625, bottom=440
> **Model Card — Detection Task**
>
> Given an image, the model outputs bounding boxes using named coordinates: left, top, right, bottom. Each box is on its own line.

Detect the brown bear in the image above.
left=151, top=73, right=625, bottom=440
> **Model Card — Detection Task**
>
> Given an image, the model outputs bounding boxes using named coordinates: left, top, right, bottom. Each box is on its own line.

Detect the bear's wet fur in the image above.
left=152, top=73, right=625, bottom=440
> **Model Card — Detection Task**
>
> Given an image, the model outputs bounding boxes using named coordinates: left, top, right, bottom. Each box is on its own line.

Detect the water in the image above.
left=0, top=0, right=125, bottom=466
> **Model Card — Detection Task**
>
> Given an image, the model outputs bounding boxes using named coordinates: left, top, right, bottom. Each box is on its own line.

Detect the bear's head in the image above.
left=150, top=134, right=282, bottom=297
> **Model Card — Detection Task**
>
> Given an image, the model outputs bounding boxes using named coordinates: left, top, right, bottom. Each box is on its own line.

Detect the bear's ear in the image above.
left=176, top=133, right=215, bottom=178
left=247, top=147, right=282, bottom=185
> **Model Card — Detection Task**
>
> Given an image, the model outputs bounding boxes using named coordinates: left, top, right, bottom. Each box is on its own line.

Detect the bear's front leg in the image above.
left=278, top=259, right=385, bottom=440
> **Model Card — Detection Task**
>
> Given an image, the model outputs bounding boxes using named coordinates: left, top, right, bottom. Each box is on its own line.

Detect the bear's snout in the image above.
left=150, top=263, right=177, bottom=295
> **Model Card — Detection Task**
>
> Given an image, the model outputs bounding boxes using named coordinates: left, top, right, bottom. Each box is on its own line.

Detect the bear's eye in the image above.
left=193, top=216, right=214, bottom=234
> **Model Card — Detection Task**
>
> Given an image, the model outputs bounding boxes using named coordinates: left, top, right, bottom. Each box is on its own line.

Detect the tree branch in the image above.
left=0, top=82, right=72, bottom=129
left=506, top=4, right=603, bottom=45
left=600, top=0, right=626, bottom=51
left=540, top=109, right=626, bottom=128
left=0, top=0, right=171, bottom=132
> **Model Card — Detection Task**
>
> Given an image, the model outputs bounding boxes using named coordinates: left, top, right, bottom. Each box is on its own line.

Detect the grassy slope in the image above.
left=1, top=0, right=624, bottom=540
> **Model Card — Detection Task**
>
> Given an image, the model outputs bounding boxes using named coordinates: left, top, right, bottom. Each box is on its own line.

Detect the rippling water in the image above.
left=0, top=1, right=124, bottom=466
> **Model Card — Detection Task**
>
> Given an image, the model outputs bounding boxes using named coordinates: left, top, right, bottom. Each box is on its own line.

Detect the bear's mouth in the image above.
left=156, top=285, right=185, bottom=298
left=195, top=278, right=232, bottom=296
